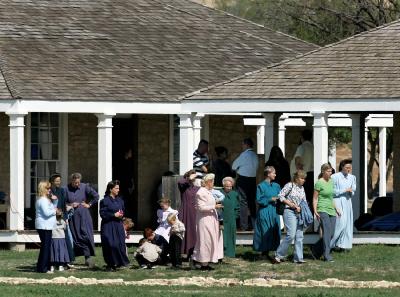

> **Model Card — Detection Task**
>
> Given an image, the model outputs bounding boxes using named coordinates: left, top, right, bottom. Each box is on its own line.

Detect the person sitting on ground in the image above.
left=167, top=213, right=185, bottom=269
left=144, top=228, right=169, bottom=264
left=134, top=238, right=161, bottom=269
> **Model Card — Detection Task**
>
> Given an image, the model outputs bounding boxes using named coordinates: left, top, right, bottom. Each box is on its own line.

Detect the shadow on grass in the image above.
left=16, top=265, right=36, bottom=272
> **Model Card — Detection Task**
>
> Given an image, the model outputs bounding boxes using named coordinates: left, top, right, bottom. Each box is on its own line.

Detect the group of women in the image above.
left=253, top=153, right=356, bottom=263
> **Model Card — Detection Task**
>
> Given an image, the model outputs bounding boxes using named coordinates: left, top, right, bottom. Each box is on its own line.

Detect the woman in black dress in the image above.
left=100, top=180, right=130, bottom=271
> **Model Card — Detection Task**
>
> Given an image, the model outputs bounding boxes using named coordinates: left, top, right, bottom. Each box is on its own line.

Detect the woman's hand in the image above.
left=189, top=173, right=197, bottom=181
left=114, top=210, right=123, bottom=218
left=72, top=202, right=80, bottom=208
left=215, top=203, right=224, bottom=209
left=294, top=205, right=301, bottom=213
left=315, top=212, right=320, bottom=221
left=336, top=208, right=342, bottom=216
left=50, top=194, right=58, bottom=201
left=271, top=197, right=277, bottom=202
left=81, top=202, right=90, bottom=208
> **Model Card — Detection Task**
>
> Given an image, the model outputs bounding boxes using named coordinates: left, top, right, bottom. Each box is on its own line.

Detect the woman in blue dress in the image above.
left=64, top=173, right=99, bottom=267
left=100, top=180, right=130, bottom=271
left=253, top=166, right=281, bottom=259
left=330, top=159, right=357, bottom=251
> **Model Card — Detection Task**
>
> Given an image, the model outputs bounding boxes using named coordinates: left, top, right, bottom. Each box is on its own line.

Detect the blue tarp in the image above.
left=361, top=212, right=400, bottom=231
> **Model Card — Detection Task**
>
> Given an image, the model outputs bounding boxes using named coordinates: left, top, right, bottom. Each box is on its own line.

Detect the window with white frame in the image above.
left=29, top=113, right=61, bottom=207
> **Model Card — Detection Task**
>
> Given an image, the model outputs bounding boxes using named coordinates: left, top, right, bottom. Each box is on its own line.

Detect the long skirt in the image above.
left=69, top=207, right=95, bottom=257
left=50, top=238, right=71, bottom=264
left=331, top=196, right=353, bottom=249
left=101, top=221, right=130, bottom=267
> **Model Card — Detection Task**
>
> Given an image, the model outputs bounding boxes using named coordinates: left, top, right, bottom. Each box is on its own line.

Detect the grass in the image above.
left=0, top=244, right=399, bottom=296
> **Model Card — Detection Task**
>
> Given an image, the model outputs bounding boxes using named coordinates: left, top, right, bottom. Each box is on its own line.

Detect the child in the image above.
left=123, top=217, right=134, bottom=239
left=155, top=197, right=178, bottom=242
left=50, top=209, right=70, bottom=272
left=123, top=218, right=134, bottom=257
left=167, top=213, right=185, bottom=268
left=134, top=238, right=161, bottom=269
left=211, top=188, right=225, bottom=227
left=144, top=228, right=169, bottom=264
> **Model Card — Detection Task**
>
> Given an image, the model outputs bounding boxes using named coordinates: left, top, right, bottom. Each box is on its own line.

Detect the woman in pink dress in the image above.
left=191, top=173, right=223, bottom=270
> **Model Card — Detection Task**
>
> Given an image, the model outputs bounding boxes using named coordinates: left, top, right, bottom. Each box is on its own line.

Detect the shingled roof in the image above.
left=186, top=19, right=400, bottom=101
left=0, top=0, right=316, bottom=102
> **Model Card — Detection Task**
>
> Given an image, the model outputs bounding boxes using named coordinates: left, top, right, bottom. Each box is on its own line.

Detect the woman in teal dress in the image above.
left=220, top=177, right=240, bottom=257
left=253, top=166, right=281, bottom=258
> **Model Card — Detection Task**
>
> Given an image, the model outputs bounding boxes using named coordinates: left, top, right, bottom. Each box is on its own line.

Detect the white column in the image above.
left=7, top=111, right=27, bottom=230
left=178, top=114, right=193, bottom=175
left=263, top=113, right=274, bottom=162
left=256, top=125, right=265, bottom=155
left=351, top=114, right=361, bottom=221
left=192, top=113, right=204, bottom=150
left=312, top=111, right=329, bottom=182
left=364, top=119, right=369, bottom=213
left=97, top=113, right=115, bottom=230
left=278, top=115, right=287, bottom=156
left=379, top=127, right=387, bottom=197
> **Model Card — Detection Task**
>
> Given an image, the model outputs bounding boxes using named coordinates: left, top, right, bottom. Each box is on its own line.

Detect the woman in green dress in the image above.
left=312, top=163, right=341, bottom=262
left=253, top=166, right=281, bottom=259
left=220, top=177, right=240, bottom=257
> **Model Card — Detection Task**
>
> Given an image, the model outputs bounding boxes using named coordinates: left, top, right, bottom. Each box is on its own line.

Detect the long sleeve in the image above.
left=177, top=178, right=190, bottom=193
left=38, top=199, right=57, bottom=218
left=196, top=189, right=215, bottom=212
left=234, top=193, right=240, bottom=218
left=86, top=184, right=99, bottom=207
left=256, top=184, right=269, bottom=207
left=99, top=198, right=116, bottom=221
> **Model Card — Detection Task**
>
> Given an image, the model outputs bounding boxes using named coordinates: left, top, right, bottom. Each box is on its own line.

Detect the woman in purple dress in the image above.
left=100, top=180, right=130, bottom=271
left=178, top=169, right=200, bottom=258
left=64, top=173, right=99, bottom=267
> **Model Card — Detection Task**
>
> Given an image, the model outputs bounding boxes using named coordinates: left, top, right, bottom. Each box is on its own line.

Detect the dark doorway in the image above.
left=112, top=115, right=138, bottom=228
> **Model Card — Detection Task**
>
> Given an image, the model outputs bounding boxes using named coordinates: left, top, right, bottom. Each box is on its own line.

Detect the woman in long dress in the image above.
left=100, top=180, right=130, bottom=271
left=178, top=169, right=200, bottom=258
left=253, top=166, right=281, bottom=259
left=220, top=177, right=240, bottom=258
left=330, top=159, right=356, bottom=251
left=191, top=173, right=223, bottom=270
left=64, top=173, right=99, bottom=267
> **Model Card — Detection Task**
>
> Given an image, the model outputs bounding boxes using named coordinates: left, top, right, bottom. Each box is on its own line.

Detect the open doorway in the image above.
left=112, top=115, right=138, bottom=228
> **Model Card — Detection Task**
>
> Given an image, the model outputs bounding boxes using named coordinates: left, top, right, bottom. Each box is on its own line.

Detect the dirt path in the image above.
left=0, top=276, right=399, bottom=288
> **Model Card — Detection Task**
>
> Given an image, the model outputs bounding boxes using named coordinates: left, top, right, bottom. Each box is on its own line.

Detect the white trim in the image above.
left=182, top=99, right=400, bottom=113
left=1, top=100, right=182, bottom=114
left=2, top=231, right=399, bottom=245
left=178, top=114, right=194, bottom=175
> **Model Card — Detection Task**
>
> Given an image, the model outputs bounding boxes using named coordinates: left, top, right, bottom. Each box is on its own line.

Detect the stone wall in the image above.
left=136, top=114, right=170, bottom=229
left=68, top=114, right=98, bottom=185
left=0, top=113, right=10, bottom=197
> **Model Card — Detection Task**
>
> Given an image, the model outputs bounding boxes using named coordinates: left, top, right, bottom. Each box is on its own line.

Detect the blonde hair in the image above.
left=292, top=170, right=307, bottom=183
left=123, top=218, right=134, bottom=230
left=167, top=213, right=177, bottom=224
left=203, top=173, right=215, bottom=182
left=158, top=197, right=171, bottom=205
left=318, top=163, right=332, bottom=179
left=37, top=180, right=51, bottom=197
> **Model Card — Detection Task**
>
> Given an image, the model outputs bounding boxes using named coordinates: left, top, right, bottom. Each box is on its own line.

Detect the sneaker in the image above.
left=58, top=266, right=64, bottom=271
left=46, top=270, right=54, bottom=274
left=272, top=257, right=281, bottom=264
left=140, top=264, right=147, bottom=269
left=147, top=264, right=157, bottom=269
left=50, top=266, right=55, bottom=272
left=66, top=264, right=75, bottom=269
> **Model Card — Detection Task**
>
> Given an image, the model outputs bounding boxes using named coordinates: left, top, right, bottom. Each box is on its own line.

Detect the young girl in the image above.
left=50, top=209, right=70, bottom=272
left=167, top=213, right=185, bottom=268
left=155, top=197, right=178, bottom=242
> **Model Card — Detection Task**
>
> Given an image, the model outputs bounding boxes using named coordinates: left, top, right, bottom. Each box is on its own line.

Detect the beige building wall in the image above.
left=0, top=113, right=10, bottom=197
left=136, top=114, right=170, bottom=229
left=68, top=114, right=98, bottom=185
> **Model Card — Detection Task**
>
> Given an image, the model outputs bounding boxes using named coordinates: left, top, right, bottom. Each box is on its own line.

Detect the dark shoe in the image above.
left=105, top=266, right=116, bottom=272
left=200, top=265, right=214, bottom=271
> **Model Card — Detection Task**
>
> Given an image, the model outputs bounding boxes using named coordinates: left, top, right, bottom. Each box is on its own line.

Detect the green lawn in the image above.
left=0, top=244, right=399, bottom=296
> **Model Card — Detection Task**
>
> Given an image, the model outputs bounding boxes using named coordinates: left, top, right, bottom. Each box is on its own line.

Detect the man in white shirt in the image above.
left=232, top=138, right=259, bottom=230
